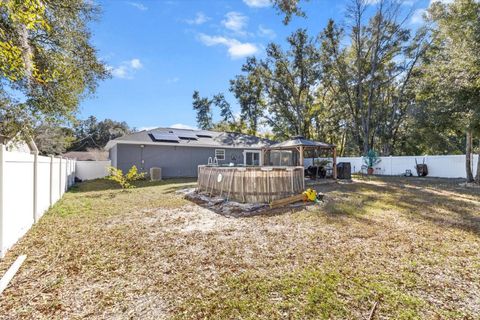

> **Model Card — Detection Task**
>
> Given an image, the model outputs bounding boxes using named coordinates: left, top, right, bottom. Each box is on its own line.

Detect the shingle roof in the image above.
left=63, top=150, right=109, bottom=161
left=105, top=127, right=275, bottom=150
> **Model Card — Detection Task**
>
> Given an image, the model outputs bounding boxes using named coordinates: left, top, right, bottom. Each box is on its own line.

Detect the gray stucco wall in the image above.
left=113, top=144, right=250, bottom=178
left=109, top=145, right=117, bottom=167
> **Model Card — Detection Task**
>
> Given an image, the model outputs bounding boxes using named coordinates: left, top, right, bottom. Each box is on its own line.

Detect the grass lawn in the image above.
left=0, top=176, right=479, bottom=319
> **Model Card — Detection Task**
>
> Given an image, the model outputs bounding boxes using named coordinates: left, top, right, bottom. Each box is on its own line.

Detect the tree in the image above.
left=319, top=0, right=428, bottom=155
left=272, top=0, right=306, bottom=25
left=244, top=29, right=322, bottom=139
left=69, top=116, right=132, bottom=151
left=192, top=91, right=213, bottom=130
left=0, top=0, right=108, bottom=136
left=417, top=0, right=480, bottom=182
left=33, top=123, right=74, bottom=155
left=230, top=67, right=265, bottom=135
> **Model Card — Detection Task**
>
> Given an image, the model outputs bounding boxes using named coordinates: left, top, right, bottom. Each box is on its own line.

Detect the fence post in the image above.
left=33, top=151, right=39, bottom=223
left=390, top=156, right=393, bottom=176
left=65, top=158, right=68, bottom=191
left=58, top=156, right=62, bottom=197
left=0, top=144, right=5, bottom=257
left=0, top=143, right=5, bottom=258
left=49, top=155, right=54, bottom=206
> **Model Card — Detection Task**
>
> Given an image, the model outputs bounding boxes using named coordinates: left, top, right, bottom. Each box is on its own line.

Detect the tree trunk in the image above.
left=476, top=139, right=480, bottom=183
left=466, top=130, right=474, bottom=182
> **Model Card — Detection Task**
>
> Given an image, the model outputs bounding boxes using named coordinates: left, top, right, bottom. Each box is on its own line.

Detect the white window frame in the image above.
left=215, top=149, right=225, bottom=161
left=243, top=150, right=262, bottom=166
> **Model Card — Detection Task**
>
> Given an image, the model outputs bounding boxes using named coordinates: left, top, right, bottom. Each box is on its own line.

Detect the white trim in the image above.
left=215, top=149, right=225, bottom=161
left=105, top=140, right=270, bottom=151
left=243, top=150, right=262, bottom=166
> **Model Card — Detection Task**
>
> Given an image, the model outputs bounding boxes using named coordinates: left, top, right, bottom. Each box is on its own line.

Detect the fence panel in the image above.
left=306, top=154, right=479, bottom=178
left=1, top=150, right=35, bottom=256
left=0, top=146, right=76, bottom=258
left=36, top=155, right=52, bottom=220
left=76, top=160, right=111, bottom=180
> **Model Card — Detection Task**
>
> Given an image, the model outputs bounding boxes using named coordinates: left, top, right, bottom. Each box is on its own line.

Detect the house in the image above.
left=0, top=134, right=38, bottom=154
left=105, top=128, right=274, bottom=178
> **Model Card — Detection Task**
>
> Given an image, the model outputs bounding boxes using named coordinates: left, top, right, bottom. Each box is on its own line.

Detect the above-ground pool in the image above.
left=197, top=165, right=305, bottom=203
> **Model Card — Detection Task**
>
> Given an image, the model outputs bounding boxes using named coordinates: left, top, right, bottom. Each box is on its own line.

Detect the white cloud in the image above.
left=364, top=0, right=380, bottom=4
left=130, top=58, right=143, bottom=69
left=108, top=58, right=143, bottom=79
left=258, top=25, right=276, bottom=39
left=411, top=8, right=426, bottom=24
left=222, top=12, right=248, bottom=35
left=125, top=1, right=147, bottom=11
left=243, top=0, right=271, bottom=8
left=109, top=65, right=129, bottom=79
left=197, top=33, right=258, bottom=59
left=138, top=126, right=158, bottom=131
left=170, top=123, right=196, bottom=130
left=186, top=12, right=210, bottom=25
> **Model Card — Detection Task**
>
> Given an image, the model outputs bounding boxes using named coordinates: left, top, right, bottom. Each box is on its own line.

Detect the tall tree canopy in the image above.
left=0, top=0, right=108, bottom=136
left=68, top=116, right=132, bottom=151
left=414, top=0, right=480, bottom=181
left=241, top=29, right=322, bottom=139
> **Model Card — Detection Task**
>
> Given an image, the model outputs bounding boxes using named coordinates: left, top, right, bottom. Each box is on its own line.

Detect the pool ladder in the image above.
left=208, top=156, right=219, bottom=166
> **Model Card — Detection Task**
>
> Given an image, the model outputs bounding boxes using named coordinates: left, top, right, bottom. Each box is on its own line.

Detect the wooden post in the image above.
left=332, top=147, right=337, bottom=180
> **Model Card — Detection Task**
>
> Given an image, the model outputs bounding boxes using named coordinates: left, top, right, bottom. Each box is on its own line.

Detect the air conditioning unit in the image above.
left=150, top=167, right=162, bottom=181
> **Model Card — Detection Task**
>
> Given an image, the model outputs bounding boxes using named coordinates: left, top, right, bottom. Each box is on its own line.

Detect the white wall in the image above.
left=75, top=160, right=111, bottom=181
left=305, top=154, right=479, bottom=178
left=0, top=146, right=76, bottom=258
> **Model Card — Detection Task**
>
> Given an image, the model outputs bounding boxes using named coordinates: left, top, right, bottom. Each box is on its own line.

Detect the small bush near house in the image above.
left=107, top=165, right=145, bottom=189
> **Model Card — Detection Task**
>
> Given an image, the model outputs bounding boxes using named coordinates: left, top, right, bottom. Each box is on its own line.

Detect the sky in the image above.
left=80, top=0, right=433, bottom=131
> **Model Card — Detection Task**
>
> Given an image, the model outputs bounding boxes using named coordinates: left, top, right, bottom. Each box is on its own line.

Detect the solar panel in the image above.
left=175, top=131, right=198, bottom=140
left=196, top=131, right=213, bottom=138
left=150, top=131, right=179, bottom=142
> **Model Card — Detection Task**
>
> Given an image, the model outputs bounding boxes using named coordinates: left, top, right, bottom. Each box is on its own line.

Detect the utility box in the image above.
left=150, top=167, right=162, bottom=181
left=337, top=162, right=351, bottom=179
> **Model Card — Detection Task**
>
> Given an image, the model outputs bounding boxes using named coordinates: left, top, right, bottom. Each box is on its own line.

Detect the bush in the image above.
left=363, top=150, right=381, bottom=168
left=107, top=165, right=145, bottom=189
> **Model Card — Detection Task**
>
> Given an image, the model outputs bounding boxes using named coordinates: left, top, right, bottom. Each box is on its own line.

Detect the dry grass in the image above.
left=0, top=176, right=479, bottom=319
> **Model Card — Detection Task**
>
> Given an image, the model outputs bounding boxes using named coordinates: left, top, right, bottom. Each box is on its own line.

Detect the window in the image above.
left=215, top=149, right=225, bottom=160
left=244, top=151, right=261, bottom=166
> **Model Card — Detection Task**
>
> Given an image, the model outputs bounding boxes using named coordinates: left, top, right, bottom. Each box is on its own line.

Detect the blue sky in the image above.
left=80, top=0, right=431, bottom=130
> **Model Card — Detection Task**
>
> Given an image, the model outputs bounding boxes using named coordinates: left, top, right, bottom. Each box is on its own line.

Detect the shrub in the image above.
left=107, top=165, right=145, bottom=189
left=363, top=150, right=381, bottom=168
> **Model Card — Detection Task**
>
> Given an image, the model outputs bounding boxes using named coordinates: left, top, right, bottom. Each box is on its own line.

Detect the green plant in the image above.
left=107, top=165, right=145, bottom=189
left=363, top=150, right=381, bottom=168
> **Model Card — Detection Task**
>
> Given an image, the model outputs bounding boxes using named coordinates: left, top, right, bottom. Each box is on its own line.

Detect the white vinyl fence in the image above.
left=306, top=154, right=479, bottom=179
left=0, top=145, right=76, bottom=258
left=76, top=160, right=111, bottom=181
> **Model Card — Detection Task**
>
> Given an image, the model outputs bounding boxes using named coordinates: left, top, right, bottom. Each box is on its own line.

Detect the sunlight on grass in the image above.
left=177, top=264, right=425, bottom=320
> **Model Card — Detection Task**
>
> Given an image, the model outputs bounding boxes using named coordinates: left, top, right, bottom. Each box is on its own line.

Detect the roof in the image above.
left=268, top=136, right=335, bottom=149
left=104, top=127, right=275, bottom=150
left=63, top=150, right=109, bottom=161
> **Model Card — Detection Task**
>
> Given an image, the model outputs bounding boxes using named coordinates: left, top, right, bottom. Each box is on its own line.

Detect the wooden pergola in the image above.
left=262, top=136, right=337, bottom=179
